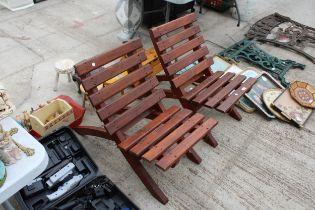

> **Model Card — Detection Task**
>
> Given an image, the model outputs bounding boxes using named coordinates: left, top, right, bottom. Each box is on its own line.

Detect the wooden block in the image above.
left=75, top=39, right=142, bottom=76
left=166, top=46, right=209, bottom=76
left=150, top=13, right=197, bottom=38
left=129, top=109, right=192, bottom=156
left=172, top=58, right=212, bottom=88
left=105, top=89, right=165, bottom=135
left=143, top=113, right=205, bottom=162
left=205, top=75, right=246, bottom=108
left=193, top=72, right=235, bottom=104
left=182, top=71, right=224, bottom=101
left=89, top=65, right=152, bottom=107
left=156, top=25, right=201, bottom=51
left=98, top=77, right=159, bottom=121
left=216, top=78, right=256, bottom=113
left=161, top=36, right=204, bottom=64
left=82, top=50, right=146, bottom=91
left=156, top=118, right=217, bottom=171
left=118, top=105, right=180, bottom=151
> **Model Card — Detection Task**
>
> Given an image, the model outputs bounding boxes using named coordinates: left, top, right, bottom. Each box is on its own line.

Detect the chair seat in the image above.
left=182, top=72, right=257, bottom=113
left=118, top=105, right=217, bottom=171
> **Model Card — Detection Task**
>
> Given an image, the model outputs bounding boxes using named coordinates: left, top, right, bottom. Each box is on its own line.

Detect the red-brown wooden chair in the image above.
left=73, top=38, right=218, bottom=204
left=149, top=13, right=256, bottom=120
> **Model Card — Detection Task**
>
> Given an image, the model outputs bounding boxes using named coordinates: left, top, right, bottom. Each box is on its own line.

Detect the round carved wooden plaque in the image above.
left=289, top=81, right=315, bottom=108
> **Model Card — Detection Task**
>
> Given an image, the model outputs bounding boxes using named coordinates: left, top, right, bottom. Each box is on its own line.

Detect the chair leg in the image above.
left=186, top=148, right=202, bottom=164
left=234, top=0, right=241, bottom=27
left=199, top=0, right=203, bottom=14
left=204, top=133, right=218, bottom=148
left=73, top=126, right=113, bottom=140
left=82, top=94, right=87, bottom=108
left=67, top=73, right=72, bottom=82
left=228, top=106, right=242, bottom=121
left=123, top=152, right=169, bottom=204
left=54, top=72, right=59, bottom=91
left=180, top=100, right=198, bottom=112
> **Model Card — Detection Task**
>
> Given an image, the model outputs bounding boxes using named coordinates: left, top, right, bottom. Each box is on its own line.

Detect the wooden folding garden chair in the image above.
left=73, top=38, right=218, bottom=204
left=149, top=13, right=256, bottom=120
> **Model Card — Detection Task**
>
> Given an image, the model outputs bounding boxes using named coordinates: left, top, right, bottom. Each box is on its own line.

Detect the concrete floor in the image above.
left=1, top=0, right=315, bottom=209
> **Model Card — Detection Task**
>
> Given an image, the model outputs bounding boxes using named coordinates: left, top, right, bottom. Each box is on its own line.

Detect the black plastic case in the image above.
left=55, top=176, right=139, bottom=210
left=16, top=127, right=139, bottom=210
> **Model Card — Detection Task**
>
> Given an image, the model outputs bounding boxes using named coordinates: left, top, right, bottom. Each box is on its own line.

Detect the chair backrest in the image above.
left=74, top=38, right=166, bottom=136
left=150, top=13, right=213, bottom=97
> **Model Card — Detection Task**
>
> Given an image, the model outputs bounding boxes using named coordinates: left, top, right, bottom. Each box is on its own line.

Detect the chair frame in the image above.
left=150, top=13, right=256, bottom=121
left=73, top=38, right=218, bottom=204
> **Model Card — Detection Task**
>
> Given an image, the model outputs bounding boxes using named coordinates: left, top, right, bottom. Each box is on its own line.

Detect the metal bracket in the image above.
left=246, top=13, right=315, bottom=63
left=219, top=39, right=305, bottom=87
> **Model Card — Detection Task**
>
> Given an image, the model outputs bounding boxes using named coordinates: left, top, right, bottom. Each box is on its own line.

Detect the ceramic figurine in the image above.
left=0, top=125, right=35, bottom=165
left=0, top=125, right=23, bottom=165
left=0, top=85, right=15, bottom=120
left=9, top=127, right=35, bottom=156
left=16, top=111, right=32, bottom=132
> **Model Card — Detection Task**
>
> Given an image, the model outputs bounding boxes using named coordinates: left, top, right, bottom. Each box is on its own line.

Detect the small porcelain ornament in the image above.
left=0, top=125, right=23, bottom=165
left=0, top=125, right=35, bottom=165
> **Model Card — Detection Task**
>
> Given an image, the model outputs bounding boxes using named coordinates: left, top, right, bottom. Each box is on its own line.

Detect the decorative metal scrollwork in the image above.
left=219, top=39, right=305, bottom=87
left=246, top=13, right=315, bottom=63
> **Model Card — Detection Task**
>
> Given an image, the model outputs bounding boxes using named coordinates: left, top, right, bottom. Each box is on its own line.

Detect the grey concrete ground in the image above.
left=1, top=0, right=315, bottom=209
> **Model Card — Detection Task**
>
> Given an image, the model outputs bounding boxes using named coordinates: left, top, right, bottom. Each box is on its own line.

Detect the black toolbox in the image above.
left=16, top=127, right=139, bottom=210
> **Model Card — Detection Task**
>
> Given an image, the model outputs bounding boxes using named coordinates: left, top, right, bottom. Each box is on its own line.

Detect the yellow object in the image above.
left=105, top=71, right=128, bottom=84
left=142, top=48, right=163, bottom=76
left=30, top=99, right=75, bottom=136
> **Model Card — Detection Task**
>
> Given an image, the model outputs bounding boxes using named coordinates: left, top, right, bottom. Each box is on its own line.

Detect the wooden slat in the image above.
left=89, top=65, right=152, bottom=106
left=216, top=78, right=257, bottom=113
left=129, top=109, right=192, bottom=157
left=182, top=71, right=224, bottom=101
left=156, top=118, right=217, bottom=171
left=205, top=75, right=246, bottom=108
left=172, top=58, right=212, bottom=88
left=166, top=46, right=209, bottom=76
left=97, top=77, right=160, bottom=121
left=143, top=113, right=205, bottom=162
left=105, top=89, right=166, bottom=135
left=156, top=25, right=201, bottom=51
left=118, top=106, right=180, bottom=151
left=161, top=36, right=204, bottom=64
left=82, top=50, right=146, bottom=91
left=193, top=72, right=235, bottom=104
left=150, top=13, right=197, bottom=38
left=75, top=38, right=142, bottom=76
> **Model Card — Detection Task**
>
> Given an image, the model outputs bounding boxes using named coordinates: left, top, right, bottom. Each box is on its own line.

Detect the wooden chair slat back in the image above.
left=75, top=39, right=143, bottom=77
left=150, top=13, right=213, bottom=96
left=74, top=38, right=166, bottom=135
left=150, top=13, right=197, bottom=39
